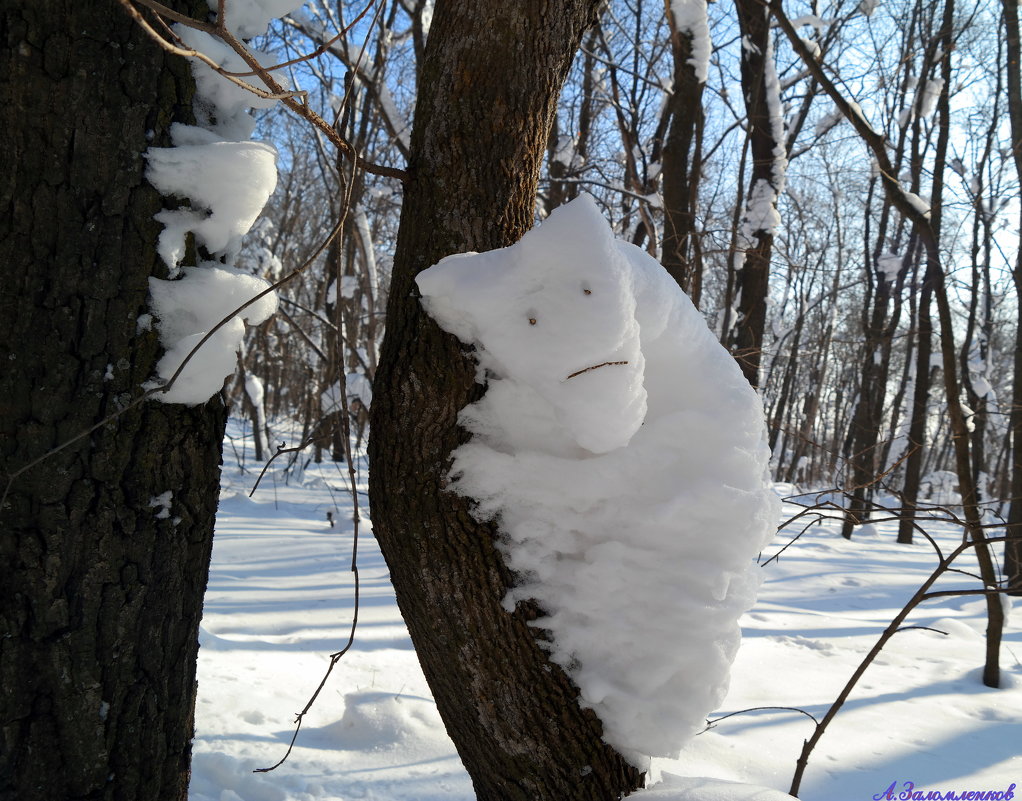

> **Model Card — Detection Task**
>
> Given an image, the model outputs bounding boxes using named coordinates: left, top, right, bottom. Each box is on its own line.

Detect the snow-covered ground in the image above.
left=190, top=421, right=1022, bottom=801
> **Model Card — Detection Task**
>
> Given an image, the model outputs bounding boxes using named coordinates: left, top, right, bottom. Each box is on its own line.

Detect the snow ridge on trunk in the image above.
left=143, top=3, right=298, bottom=405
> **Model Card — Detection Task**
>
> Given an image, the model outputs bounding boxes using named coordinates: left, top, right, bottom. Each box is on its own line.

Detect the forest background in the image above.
left=236, top=0, right=1020, bottom=556
left=3, top=0, right=1022, bottom=798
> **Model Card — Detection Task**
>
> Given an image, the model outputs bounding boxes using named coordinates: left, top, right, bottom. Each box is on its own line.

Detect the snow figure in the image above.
left=415, top=194, right=778, bottom=765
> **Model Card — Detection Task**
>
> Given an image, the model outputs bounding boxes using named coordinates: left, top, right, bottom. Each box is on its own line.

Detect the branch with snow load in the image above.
left=119, top=0, right=407, bottom=181
left=415, top=194, right=779, bottom=764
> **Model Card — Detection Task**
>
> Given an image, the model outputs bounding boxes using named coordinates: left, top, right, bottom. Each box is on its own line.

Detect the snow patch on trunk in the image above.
left=670, top=0, right=712, bottom=83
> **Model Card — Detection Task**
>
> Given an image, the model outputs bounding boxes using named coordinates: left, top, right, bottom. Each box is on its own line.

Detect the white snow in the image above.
left=814, top=107, right=843, bottom=137
left=877, top=252, right=902, bottom=281
left=670, top=0, right=713, bottom=83
left=847, top=100, right=877, bottom=135
left=353, top=208, right=379, bottom=297
left=641, top=774, right=796, bottom=800
left=917, top=78, right=945, bottom=119
left=189, top=422, right=1022, bottom=801
left=149, top=490, right=173, bottom=519
left=762, top=39, right=787, bottom=193
left=175, top=28, right=289, bottom=140
left=551, top=133, right=576, bottom=168
left=903, top=189, right=932, bottom=219
left=144, top=6, right=286, bottom=407
left=789, top=14, right=829, bottom=32
left=244, top=373, right=268, bottom=455
left=320, top=373, right=373, bottom=414
left=326, top=275, right=360, bottom=304
left=415, top=195, right=778, bottom=762
left=146, top=138, right=278, bottom=264
left=208, top=0, right=306, bottom=38
left=799, top=37, right=821, bottom=59
left=148, top=264, right=277, bottom=405
left=742, top=179, right=783, bottom=237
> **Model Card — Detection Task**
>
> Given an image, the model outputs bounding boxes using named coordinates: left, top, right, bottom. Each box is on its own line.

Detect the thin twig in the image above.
left=565, top=361, right=629, bottom=380
left=254, top=130, right=367, bottom=775
left=119, top=0, right=407, bottom=181
left=701, top=705, right=820, bottom=732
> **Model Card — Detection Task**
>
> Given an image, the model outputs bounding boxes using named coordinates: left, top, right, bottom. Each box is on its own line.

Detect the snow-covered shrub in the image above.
left=416, top=194, right=778, bottom=764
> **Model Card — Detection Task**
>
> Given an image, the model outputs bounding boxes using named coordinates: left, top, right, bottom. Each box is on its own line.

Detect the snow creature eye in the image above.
left=583, top=288, right=592, bottom=295
left=528, top=317, right=537, bottom=326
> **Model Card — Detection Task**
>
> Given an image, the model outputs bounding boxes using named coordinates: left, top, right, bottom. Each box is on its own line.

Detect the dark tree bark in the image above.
left=660, top=1, right=706, bottom=306
left=840, top=229, right=909, bottom=539
left=898, top=261, right=934, bottom=545
left=1001, top=0, right=1022, bottom=595
left=368, top=2, right=645, bottom=799
left=0, top=2, right=227, bottom=799
left=731, top=0, right=783, bottom=388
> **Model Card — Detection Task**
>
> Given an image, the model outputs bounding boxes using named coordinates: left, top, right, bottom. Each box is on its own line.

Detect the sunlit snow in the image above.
left=190, top=423, right=1022, bottom=801
left=416, top=195, right=778, bottom=762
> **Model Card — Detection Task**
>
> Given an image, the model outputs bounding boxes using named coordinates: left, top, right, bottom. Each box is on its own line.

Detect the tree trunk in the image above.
left=1001, top=0, right=1022, bottom=595
left=731, top=0, right=783, bottom=388
left=0, top=1, right=225, bottom=799
left=898, top=269, right=934, bottom=544
left=660, top=1, right=706, bottom=306
left=840, top=248, right=903, bottom=539
left=368, top=3, right=645, bottom=800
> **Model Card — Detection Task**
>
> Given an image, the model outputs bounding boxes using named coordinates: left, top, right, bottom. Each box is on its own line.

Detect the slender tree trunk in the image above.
left=1001, top=0, right=1022, bottom=595
left=768, top=312, right=804, bottom=455
left=660, top=0, right=706, bottom=305
left=368, top=3, right=644, bottom=799
left=841, top=260, right=897, bottom=538
left=0, top=2, right=226, bottom=798
left=898, top=268, right=934, bottom=544
left=923, top=0, right=1003, bottom=687
left=731, top=0, right=784, bottom=388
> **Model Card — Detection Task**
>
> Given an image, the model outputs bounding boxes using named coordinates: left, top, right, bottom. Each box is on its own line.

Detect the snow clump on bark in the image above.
left=142, top=0, right=301, bottom=405
left=416, top=194, right=779, bottom=765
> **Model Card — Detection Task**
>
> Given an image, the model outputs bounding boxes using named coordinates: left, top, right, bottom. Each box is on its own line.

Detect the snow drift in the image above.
left=415, top=194, right=778, bottom=763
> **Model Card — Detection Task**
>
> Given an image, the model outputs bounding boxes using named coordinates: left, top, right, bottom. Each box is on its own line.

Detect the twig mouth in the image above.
left=565, top=361, right=629, bottom=381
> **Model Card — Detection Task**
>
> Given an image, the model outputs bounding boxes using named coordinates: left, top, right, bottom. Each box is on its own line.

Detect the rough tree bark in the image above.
left=660, top=0, right=707, bottom=307
left=368, top=2, right=646, bottom=799
left=731, top=0, right=783, bottom=388
left=0, top=1, right=226, bottom=798
left=840, top=224, right=909, bottom=539
left=1002, top=0, right=1022, bottom=595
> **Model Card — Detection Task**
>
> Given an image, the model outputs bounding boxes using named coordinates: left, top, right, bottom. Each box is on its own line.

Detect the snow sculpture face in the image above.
left=416, top=196, right=646, bottom=454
